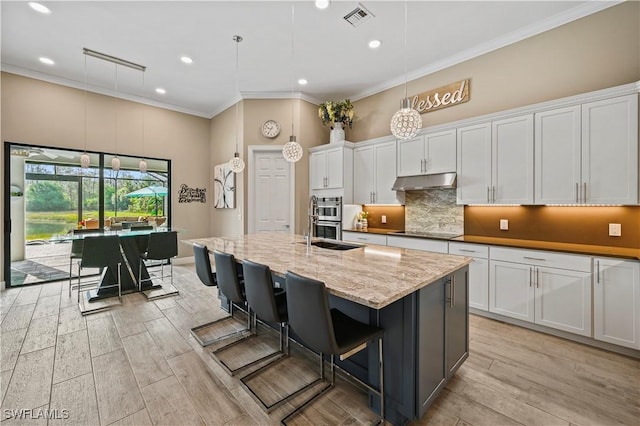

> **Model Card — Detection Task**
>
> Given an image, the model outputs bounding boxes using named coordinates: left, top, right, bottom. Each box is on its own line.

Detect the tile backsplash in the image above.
left=405, top=189, right=463, bottom=234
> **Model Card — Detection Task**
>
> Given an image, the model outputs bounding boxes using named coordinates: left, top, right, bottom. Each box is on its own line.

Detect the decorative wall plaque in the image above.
left=410, top=79, right=470, bottom=114
left=214, top=163, right=235, bottom=208
left=178, top=184, right=206, bottom=203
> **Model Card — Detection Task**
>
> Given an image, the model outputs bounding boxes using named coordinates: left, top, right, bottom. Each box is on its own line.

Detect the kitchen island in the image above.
left=183, top=233, right=471, bottom=424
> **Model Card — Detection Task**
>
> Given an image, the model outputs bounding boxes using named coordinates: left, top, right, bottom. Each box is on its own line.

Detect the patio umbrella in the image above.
left=124, top=185, right=168, bottom=218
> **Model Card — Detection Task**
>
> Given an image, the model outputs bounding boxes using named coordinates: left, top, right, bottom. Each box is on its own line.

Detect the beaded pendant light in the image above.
left=228, top=35, right=246, bottom=173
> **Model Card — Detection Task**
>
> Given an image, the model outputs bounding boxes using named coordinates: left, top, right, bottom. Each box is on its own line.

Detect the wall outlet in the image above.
left=609, top=223, right=621, bottom=237
left=381, top=215, right=387, bottom=224
left=500, top=219, right=509, bottom=231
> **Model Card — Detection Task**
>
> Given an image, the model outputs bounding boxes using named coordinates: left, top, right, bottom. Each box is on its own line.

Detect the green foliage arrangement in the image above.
left=318, top=99, right=354, bottom=128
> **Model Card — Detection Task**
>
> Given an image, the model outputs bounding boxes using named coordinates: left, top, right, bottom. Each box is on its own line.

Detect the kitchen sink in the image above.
left=298, top=240, right=362, bottom=251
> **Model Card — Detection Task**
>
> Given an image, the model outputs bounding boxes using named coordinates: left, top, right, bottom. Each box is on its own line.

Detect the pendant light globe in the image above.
left=283, top=136, right=303, bottom=163
left=390, top=98, right=422, bottom=140
left=80, top=153, right=91, bottom=168
left=229, top=152, right=245, bottom=173
left=111, top=156, right=121, bottom=171
left=139, top=159, right=148, bottom=173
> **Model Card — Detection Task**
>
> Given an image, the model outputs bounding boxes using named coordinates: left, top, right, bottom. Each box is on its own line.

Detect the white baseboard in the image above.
left=1, top=281, right=5, bottom=291
left=173, top=256, right=194, bottom=266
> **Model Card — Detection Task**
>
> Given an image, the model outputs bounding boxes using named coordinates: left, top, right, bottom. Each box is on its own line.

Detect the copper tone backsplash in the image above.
left=464, top=205, right=640, bottom=248
left=360, top=205, right=405, bottom=230
left=405, top=189, right=464, bottom=234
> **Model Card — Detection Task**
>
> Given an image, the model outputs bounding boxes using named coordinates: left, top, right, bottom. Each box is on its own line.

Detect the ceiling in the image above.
left=1, top=1, right=618, bottom=119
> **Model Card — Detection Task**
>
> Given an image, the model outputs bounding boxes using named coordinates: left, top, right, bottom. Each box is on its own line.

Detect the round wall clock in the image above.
left=261, top=120, right=281, bottom=138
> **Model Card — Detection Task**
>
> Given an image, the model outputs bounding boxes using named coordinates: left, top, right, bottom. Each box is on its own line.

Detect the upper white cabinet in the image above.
left=457, top=115, right=533, bottom=204
left=353, top=139, right=398, bottom=204
left=309, top=142, right=354, bottom=202
left=397, top=130, right=456, bottom=177
left=593, top=257, right=640, bottom=349
left=536, top=95, right=638, bottom=204
left=581, top=95, right=638, bottom=204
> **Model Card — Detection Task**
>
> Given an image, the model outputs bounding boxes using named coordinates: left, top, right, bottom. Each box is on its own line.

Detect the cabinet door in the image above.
left=467, top=258, right=489, bottom=311
left=489, top=260, right=534, bottom=322
left=582, top=94, right=638, bottom=204
left=397, top=136, right=424, bottom=177
left=492, top=114, right=534, bottom=204
left=425, top=130, right=456, bottom=174
left=457, top=123, right=491, bottom=204
left=534, top=106, right=582, bottom=204
left=374, top=141, right=398, bottom=204
left=447, top=267, right=469, bottom=377
left=594, top=258, right=640, bottom=349
left=325, top=148, right=344, bottom=189
left=535, top=266, right=591, bottom=336
left=353, top=146, right=375, bottom=204
left=309, top=151, right=326, bottom=190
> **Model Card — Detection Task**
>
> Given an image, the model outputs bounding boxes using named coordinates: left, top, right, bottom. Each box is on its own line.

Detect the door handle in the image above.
left=487, top=186, right=491, bottom=203
left=492, top=186, right=496, bottom=203
left=529, top=267, right=532, bottom=287
left=583, top=182, right=587, bottom=203
left=596, top=260, right=600, bottom=284
left=284, top=224, right=290, bottom=228
left=576, top=183, right=579, bottom=203
left=536, top=268, right=539, bottom=288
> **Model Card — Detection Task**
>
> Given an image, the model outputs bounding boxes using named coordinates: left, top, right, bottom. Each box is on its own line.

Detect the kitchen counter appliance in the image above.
left=313, top=196, right=343, bottom=240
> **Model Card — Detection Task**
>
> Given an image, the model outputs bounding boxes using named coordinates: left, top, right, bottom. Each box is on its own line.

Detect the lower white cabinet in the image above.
left=449, top=243, right=489, bottom=311
left=386, top=236, right=448, bottom=253
left=489, top=248, right=592, bottom=336
left=342, top=231, right=387, bottom=245
left=593, top=258, right=640, bottom=349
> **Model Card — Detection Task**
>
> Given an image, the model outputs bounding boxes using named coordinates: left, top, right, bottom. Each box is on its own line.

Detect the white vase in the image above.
left=330, top=121, right=345, bottom=144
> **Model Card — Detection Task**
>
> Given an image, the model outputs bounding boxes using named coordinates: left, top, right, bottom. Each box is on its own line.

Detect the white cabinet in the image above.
left=386, top=236, right=448, bottom=253
left=535, top=95, right=638, bottom=205
left=581, top=94, right=638, bottom=204
left=593, top=258, right=640, bottom=349
left=489, top=247, right=592, bottom=336
left=457, top=115, right=533, bottom=205
left=353, top=140, right=398, bottom=204
left=449, top=243, right=489, bottom=311
left=309, top=143, right=354, bottom=202
left=342, top=231, right=387, bottom=245
left=397, top=130, right=456, bottom=177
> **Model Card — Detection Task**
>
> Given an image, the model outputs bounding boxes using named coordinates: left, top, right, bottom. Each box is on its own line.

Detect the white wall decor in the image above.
left=214, top=163, right=235, bottom=208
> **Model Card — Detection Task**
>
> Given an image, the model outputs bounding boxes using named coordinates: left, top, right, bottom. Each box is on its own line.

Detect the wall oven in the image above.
left=314, top=221, right=342, bottom=240
left=316, top=197, right=342, bottom=222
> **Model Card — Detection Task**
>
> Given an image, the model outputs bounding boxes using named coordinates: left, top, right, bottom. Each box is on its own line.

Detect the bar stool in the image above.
left=189, top=249, right=251, bottom=349
left=138, top=230, right=178, bottom=290
left=76, top=235, right=123, bottom=304
left=282, top=271, right=385, bottom=424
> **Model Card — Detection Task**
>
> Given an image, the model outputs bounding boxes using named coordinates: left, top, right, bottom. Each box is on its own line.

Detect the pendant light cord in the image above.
left=291, top=1, right=295, bottom=136
left=83, top=55, right=87, bottom=152
left=114, top=63, right=118, bottom=156
left=235, top=35, right=240, bottom=153
left=403, top=1, right=408, bottom=100
left=141, top=70, right=145, bottom=158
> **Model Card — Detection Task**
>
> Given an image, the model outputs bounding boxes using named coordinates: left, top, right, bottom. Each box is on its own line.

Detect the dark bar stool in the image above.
left=190, top=249, right=252, bottom=349
left=193, top=243, right=217, bottom=288
left=76, top=235, right=123, bottom=305
left=138, top=230, right=178, bottom=290
left=282, top=271, right=385, bottom=424
left=68, top=228, right=100, bottom=296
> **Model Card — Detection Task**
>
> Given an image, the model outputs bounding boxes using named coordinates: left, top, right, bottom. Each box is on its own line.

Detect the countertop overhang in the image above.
left=182, top=233, right=472, bottom=310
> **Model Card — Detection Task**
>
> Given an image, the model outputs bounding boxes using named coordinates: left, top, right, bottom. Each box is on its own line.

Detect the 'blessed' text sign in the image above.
left=410, top=79, right=470, bottom=114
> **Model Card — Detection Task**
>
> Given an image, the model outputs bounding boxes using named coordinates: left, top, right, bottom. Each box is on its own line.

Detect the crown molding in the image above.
left=351, top=1, right=623, bottom=102
left=208, top=91, right=322, bottom=119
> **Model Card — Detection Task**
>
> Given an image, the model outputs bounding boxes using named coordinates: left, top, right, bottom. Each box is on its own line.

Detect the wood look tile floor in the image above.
left=1, top=264, right=639, bottom=425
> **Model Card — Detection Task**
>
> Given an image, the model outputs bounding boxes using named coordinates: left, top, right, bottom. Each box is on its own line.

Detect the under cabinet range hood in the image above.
left=392, top=172, right=457, bottom=191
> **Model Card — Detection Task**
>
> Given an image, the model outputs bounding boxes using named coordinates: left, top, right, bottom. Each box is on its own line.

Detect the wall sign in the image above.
left=410, top=79, right=470, bottom=114
left=214, top=163, right=235, bottom=209
left=178, top=184, right=206, bottom=203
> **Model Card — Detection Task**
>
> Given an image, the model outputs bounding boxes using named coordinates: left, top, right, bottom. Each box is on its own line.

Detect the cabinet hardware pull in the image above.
left=576, top=183, right=579, bottom=203
left=459, top=249, right=476, bottom=253
left=524, top=256, right=546, bottom=261
left=487, top=186, right=491, bottom=203
left=424, top=159, right=427, bottom=173
left=583, top=182, right=587, bottom=203
left=529, top=267, right=533, bottom=287
left=536, top=268, right=539, bottom=288
left=492, top=186, right=496, bottom=203
left=596, top=260, right=600, bottom=284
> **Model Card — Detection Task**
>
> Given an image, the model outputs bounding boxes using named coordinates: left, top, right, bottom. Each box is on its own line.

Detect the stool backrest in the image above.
left=71, top=228, right=98, bottom=256
left=193, top=243, right=216, bottom=287
left=214, top=251, right=244, bottom=304
left=243, top=260, right=281, bottom=323
left=285, top=271, right=337, bottom=355
left=146, top=231, right=178, bottom=260
left=81, top=236, right=122, bottom=269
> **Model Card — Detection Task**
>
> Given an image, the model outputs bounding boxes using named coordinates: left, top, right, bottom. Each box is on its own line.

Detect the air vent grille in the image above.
left=344, top=3, right=374, bottom=27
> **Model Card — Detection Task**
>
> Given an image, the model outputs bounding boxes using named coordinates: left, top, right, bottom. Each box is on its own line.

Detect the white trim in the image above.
left=308, top=140, right=356, bottom=153
left=247, top=145, right=296, bottom=235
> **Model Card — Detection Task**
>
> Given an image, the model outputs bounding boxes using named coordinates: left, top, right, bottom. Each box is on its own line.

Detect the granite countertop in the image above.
left=182, top=233, right=471, bottom=310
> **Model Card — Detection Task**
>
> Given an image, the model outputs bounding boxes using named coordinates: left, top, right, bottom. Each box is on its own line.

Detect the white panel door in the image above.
left=457, top=123, right=492, bottom=204
left=489, top=260, right=534, bottom=322
left=535, top=266, right=592, bottom=336
left=397, top=136, right=424, bottom=176
left=374, top=140, right=398, bottom=204
left=534, top=106, right=582, bottom=204
left=353, top=145, right=374, bottom=204
left=425, top=129, right=456, bottom=175
left=492, top=114, right=534, bottom=204
left=253, top=151, right=291, bottom=234
left=325, top=147, right=344, bottom=189
left=582, top=94, right=638, bottom=204
left=309, top=151, right=326, bottom=190
left=594, top=258, right=640, bottom=349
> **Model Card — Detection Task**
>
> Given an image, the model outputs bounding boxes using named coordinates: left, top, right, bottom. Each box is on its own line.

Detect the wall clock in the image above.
left=261, top=120, right=281, bottom=138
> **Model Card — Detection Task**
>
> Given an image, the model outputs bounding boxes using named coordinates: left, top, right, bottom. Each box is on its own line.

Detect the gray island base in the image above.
left=183, top=233, right=471, bottom=425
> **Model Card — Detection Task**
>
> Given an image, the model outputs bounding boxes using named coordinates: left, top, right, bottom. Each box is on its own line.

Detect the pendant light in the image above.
left=390, top=2, right=422, bottom=140
left=139, top=69, right=148, bottom=173
left=282, top=2, right=303, bottom=163
left=228, top=35, right=245, bottom=174
left=111, top=63, right=121, bottom=171
left=80, top=53, right=91, bottom=168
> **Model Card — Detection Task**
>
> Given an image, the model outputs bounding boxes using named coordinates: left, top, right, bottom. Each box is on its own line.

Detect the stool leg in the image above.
left=118, top=263, right=122, bottom=302
left=319, top=352, right=325, bottom=380
left=379, top=338, right=385, bottom=423
left=330, top=354, right=335, bottom=386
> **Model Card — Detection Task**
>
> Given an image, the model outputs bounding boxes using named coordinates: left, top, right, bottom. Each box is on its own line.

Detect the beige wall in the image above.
left=350, top=1, right=640, bottom=141
left=0, top=72, right=212, bottom=279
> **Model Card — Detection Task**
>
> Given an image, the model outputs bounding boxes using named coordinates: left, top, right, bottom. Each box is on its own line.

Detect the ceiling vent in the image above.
left=344, top=3, right=374, bottom=27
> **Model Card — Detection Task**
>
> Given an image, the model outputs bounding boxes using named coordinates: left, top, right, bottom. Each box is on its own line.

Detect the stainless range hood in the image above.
left=392, top=172, right=457, bottom=191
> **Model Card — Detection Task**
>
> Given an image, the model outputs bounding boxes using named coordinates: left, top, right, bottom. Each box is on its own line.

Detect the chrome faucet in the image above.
left=306, top=195, right=318, bottom=250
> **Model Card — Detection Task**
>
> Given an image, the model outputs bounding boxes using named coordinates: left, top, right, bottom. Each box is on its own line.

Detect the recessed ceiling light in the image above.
left=298, top=79, right=308, bottom=85
left=315, top=0, right=330, bottom=10
left=155, top=88, right=166, bottom=95
left=180, top=56, right=193, bottom=64
left=39, top=57, right=54, bottom=65
left=28, top=2, right=51, bottom=14
left=368, top=40, right=382, bottom=49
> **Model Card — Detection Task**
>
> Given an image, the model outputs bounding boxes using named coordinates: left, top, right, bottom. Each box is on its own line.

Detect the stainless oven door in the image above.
left=314, top=221, right=342, bottom=240
left=316, top=197, right=342, bottom=221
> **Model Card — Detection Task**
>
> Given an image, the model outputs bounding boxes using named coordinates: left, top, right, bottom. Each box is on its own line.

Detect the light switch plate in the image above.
left=500, top=219, right=509, bottom=231
left=609, top=223, right=621, bottom=237
left=381, top=215, right=387, bottom=224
